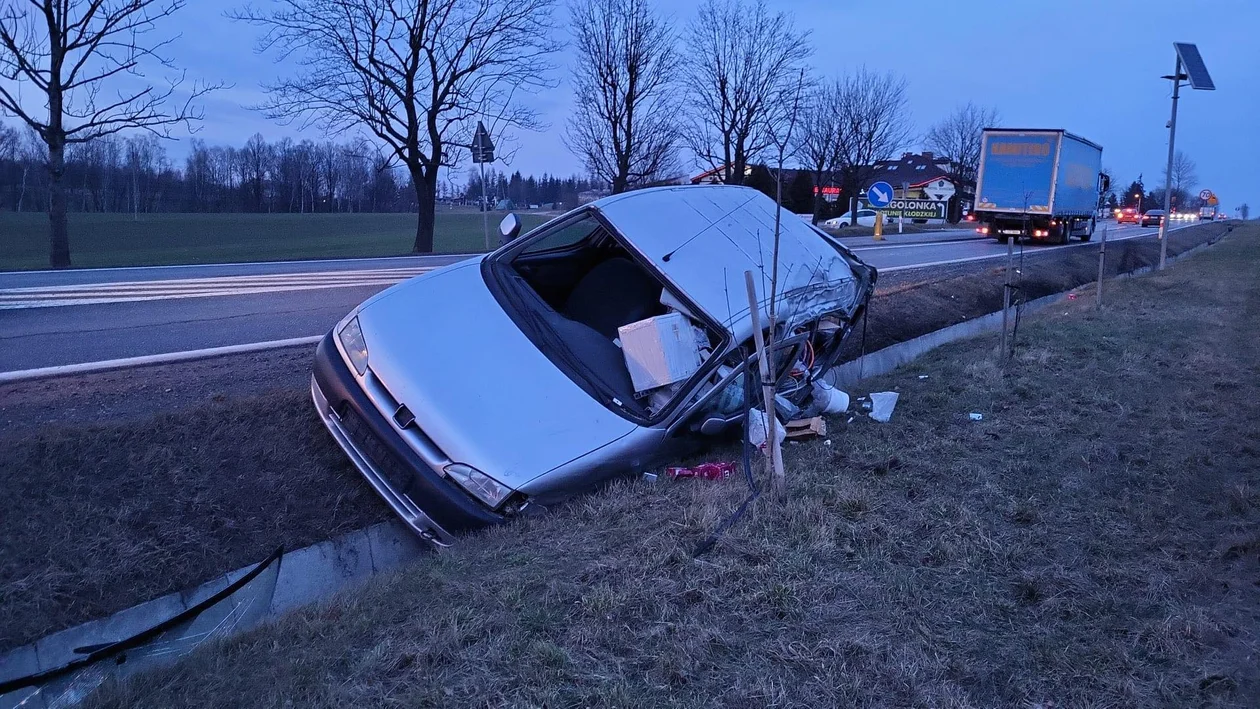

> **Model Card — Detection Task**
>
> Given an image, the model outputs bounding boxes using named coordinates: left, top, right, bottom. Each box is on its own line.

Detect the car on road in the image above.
left=1141, top=209, right=1165, bottom=228
left=822, top=209, right=887, bottom=228
left=312, top=186, right=877, bottom=545
left=1116, top=208, right=1140, bottom=225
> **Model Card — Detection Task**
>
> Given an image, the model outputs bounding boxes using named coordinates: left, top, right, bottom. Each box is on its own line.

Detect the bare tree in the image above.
left=1164, top=150, right=1197, bottom=194
left=0, top=122, right=15, bottom=162
left=239, top=133, right=274, bottom=212
left=1238, top=203, right=1249, bottom=220
left=681, top=0, right=810, bottom=186
left=833, top=67, right=911, bottom=219
left=233, top=0, right=559, bottom=253
left=924, top=101, right=999, bottom=185
left=0, top=1, right=217, bottom=267
left=794, top=81, right=843, bottom=223
left=565, top=0, right=678, bottom=193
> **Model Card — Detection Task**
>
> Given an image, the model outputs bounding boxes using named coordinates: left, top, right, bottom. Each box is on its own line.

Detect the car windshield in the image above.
left=485, top=212, right=723, bottom=423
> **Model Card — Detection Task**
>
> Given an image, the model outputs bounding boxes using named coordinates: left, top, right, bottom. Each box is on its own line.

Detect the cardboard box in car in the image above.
left=618, top=312, right=702, bottom=393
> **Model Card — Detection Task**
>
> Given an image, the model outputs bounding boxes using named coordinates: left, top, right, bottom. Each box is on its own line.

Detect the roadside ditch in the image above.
left=0, top=222, right=1233, bottom=654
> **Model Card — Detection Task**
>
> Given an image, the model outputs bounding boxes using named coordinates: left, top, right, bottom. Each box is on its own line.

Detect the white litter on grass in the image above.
left=969, top=412, right=983, bottom=421
left=811, top=380, right=850, bottom=414
left=824, top=439, right=832, bottom=446
left=918, top=375, right=929, bottom=380
left=869, top=392, right=899, bottom=423
left=748, top=408, right=785, bottom=453
left=642, top=472, right=659, bottom=482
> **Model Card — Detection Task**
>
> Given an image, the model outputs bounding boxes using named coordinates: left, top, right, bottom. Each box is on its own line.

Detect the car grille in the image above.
left=337, top=404, right=418, bottom=495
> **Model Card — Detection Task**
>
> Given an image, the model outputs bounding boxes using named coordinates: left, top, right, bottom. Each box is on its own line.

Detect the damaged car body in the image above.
left=311, top=186, right=876, bottom=545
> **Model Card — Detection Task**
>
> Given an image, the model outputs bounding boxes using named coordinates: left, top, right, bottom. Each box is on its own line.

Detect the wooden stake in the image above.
left=744, top=270, right=785, bottom=496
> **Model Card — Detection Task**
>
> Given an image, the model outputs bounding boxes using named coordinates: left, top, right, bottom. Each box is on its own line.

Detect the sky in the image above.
left=4, top=0, right=1257, bottom=213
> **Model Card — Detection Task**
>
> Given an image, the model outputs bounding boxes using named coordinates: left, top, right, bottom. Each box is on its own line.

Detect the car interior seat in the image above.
left=562, top=257, right=663, bottom=340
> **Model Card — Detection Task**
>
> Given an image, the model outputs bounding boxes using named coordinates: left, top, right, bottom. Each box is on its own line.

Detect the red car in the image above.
left=1116, top=207, right=1140, bottom=225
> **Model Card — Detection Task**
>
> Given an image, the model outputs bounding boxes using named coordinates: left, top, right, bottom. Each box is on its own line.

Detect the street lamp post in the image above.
left=1158, top=43, right=1215, bottom=270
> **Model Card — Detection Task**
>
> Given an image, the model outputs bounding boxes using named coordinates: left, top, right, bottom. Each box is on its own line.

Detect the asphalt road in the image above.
left=0, top=222, right=1179, bottom=373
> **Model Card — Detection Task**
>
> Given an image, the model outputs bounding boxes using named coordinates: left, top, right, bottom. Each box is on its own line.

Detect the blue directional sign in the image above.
left=866, top=181, right=894, bottom=209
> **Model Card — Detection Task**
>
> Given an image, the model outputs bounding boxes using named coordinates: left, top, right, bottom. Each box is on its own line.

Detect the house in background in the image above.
left=870, top=151, right=973, bottom=222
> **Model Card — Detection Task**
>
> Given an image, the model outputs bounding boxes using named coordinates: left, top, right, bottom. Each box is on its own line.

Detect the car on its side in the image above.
left=312, top=186, right=877, bottom=546
left=822, top=209, right=887, bottom=228
left=1116, top=207, right=1140, bottom=225
left=1141, top=209, right=1165, bottom=227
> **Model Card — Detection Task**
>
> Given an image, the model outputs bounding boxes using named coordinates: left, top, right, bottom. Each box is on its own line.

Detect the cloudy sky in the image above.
left=6, top=0, right=1256, bottom=212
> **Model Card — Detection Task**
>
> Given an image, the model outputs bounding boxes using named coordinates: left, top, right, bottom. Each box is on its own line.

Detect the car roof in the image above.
left=591, top=185, right=866, bottom=339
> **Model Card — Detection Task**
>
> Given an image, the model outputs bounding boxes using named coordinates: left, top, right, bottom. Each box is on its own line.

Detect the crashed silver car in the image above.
left=311, top=186, right=876, bottom=545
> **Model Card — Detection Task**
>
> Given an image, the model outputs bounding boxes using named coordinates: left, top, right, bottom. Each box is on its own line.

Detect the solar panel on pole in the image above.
left=1173, top=43, right=1215, bottom=90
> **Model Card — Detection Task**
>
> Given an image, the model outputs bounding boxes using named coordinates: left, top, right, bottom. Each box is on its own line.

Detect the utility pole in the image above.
left=1157, top=56, right=1182, bottom=270
left=1158, top=43, right=1215, bottom=269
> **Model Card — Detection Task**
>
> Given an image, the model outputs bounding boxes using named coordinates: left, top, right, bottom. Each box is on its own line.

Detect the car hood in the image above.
left=354, top=261, right=637, bottom=489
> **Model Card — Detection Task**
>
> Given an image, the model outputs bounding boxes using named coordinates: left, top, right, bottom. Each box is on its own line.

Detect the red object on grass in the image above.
left=665, top=462, right=736, bottom=481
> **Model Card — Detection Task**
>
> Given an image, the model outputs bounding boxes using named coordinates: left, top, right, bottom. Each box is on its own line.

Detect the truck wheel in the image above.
left=1080, top=218, right=1094, bottom=241
left=997, top=234, right=1009, bottom=244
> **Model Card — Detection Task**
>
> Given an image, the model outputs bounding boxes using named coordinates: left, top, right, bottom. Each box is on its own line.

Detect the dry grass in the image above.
left=86, top=224, right=1260, bottom=707
left=0, top=390, right=391, bottom=649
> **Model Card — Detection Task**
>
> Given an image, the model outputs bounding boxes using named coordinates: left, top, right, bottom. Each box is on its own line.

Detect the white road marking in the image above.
left=879, top=226, right=1185, bottom=272
left=0, top=336, right=325, bottom=384
left=0, top=267, right=435, bottom=310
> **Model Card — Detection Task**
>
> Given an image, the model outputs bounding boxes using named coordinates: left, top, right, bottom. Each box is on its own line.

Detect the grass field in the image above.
left=0, top=209, right=552, bottom=270
left=83, top=223, right=1260, bottom=707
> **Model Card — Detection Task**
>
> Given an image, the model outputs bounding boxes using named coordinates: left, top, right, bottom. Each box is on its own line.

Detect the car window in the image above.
left=858, top=210, right=874, bottom=217
left=519, top=214, right=602, bottom=255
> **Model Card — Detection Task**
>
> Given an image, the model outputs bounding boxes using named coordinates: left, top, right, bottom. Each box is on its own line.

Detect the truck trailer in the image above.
left=973, top=129, right=1107, bottom=244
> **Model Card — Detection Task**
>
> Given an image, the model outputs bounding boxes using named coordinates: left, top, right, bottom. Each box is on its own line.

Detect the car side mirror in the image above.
left=499, top=213, right=522, bottom=245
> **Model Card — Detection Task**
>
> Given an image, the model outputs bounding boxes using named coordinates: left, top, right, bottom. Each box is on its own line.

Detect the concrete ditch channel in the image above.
left=0, top=225, right=1234, bottom=705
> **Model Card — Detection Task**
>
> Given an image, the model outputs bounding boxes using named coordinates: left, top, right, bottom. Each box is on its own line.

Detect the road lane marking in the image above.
left=0, top=267, right=436, bottom=310
left=878, top=226, right=1186, bottom=272
left=0, top=336, right=325, bottom=384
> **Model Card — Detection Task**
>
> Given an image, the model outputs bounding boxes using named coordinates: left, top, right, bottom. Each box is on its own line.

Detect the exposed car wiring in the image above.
left=692, top=358, right=761, bottom=558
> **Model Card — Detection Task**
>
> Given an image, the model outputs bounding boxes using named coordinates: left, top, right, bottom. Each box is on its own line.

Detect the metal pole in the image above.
left=1158, top=56, right=1182, bottom=270
left=899, top=181, right=907, bottom=234
left=1096, top=224, right=1108, bottom=308
left=1000, top=227, right=1014, bottom=358
left=480, top=159, right=489, bottom=251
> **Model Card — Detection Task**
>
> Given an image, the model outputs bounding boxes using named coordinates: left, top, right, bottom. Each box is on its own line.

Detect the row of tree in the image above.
left=0, top=128, right=415, bottom=214
left=0, top=123, right=602, bottom=216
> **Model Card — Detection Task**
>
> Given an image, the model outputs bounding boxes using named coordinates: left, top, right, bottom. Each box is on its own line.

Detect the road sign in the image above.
left=925, top=178, right=956, bottom=202
left=862, top=198, right=948, bottom=220
left=1199, top=189, right=1214, bottom=201
left=471, top=121, right=495, bottom=163
left=1173, top=42, right=1215, bottom=91
left=866, top=181, right=893, bottom=208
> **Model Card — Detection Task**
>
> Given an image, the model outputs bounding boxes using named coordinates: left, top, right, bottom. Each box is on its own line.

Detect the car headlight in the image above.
left=444, top=463, right=512, bottom=508
left=338, top=316, right=369, bottom=376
